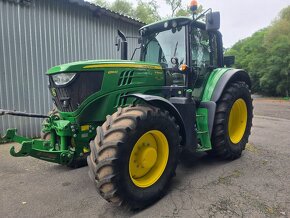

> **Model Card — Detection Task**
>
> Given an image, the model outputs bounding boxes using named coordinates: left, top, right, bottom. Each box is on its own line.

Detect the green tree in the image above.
left=175, top=7, right=190, bottom=16
left=110, top=0, right=134, bottom=16
left=92, top=0, right=109, bottom=8
left=135, top=0, right=160, bottom=24
left=165, top=0, right=182, bottom=17
left=264, top=7, right=290, bottom=96
left=93, top=0, right=161, bottom=24
left=226, top=6, right=290, bottom=97
left=175, top=5, right=203, bottom=17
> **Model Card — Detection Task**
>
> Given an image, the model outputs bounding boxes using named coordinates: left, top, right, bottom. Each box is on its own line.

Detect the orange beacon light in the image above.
left=190, top=0, right=198, bottom=12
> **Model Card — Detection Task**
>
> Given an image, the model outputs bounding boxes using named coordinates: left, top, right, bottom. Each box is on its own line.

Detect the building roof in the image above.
left=68, top=0, right=145, bottom=27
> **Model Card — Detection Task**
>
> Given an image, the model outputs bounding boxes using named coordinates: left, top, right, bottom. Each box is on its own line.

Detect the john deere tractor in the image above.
left=0, top=4, right=252, bottom=209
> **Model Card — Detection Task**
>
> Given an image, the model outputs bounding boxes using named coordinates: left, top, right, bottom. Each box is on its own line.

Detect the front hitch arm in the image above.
left=10, top=141, right=32, bottom=157
left=0, top=129, right=73, bottom=165
left=0, top=129, right=29, bottom=146
left=0, top=129, right=37, bottom=157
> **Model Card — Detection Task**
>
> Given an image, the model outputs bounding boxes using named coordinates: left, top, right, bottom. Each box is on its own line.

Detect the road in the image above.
left=0, top=99, right=290, bottom=217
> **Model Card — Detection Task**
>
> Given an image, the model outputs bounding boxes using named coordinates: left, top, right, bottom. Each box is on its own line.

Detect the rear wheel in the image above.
left=211, top=81, right=253, bottom=160
left=87, top=105, right=181, bottom=209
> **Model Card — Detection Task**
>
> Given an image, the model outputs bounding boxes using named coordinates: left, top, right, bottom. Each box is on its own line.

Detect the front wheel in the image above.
left=211, top=81, right=253, bottom=160
left=87, top=105, right=181, bottom=209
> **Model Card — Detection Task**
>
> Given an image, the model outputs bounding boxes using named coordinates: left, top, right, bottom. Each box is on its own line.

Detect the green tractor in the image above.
left=0, top=6, right=252, bottom=209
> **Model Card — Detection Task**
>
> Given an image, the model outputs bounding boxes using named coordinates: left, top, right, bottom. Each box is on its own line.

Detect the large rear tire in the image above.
left=211, top=81, right=253, bottom=160
left=87, top=105, right=181, bottom=209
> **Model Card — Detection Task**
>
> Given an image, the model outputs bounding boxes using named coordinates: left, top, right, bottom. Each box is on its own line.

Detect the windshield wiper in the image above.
left=173, top=41, right=178, bottom=57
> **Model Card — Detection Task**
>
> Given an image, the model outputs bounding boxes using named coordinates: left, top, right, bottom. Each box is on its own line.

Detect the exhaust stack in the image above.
left=117, top=30, right=128, bottom=60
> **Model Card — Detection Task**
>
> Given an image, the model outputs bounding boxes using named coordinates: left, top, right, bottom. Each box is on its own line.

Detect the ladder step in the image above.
left=197, top=131, right=208, bottom=134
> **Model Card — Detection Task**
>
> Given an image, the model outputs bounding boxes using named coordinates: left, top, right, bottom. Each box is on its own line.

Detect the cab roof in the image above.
left=139, top=16, right=203, bottom=36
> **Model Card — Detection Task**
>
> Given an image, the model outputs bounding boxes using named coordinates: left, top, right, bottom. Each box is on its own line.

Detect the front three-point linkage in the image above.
left=0, top=109, right=74, bottom=165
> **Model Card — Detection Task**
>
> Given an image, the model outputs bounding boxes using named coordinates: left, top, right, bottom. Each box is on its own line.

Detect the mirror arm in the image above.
left=194, top=8, right=212, bottom=22
left=130, top=47, right=141, bottom=60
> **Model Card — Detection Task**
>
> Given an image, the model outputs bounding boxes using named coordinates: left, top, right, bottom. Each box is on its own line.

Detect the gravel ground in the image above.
left=0, top=98, right=289, bottom=218
left=253, top=98, right=290, bottom=120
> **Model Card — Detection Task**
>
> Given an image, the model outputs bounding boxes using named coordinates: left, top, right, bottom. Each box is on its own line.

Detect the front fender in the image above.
left=125, top=94, right=186, bottom=146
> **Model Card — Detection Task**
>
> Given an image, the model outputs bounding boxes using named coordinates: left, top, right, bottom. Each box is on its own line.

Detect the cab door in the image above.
left=190, top=27, right=218, bottom=100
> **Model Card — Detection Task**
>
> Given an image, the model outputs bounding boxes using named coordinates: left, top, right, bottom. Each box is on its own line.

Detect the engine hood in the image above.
left=47, top=60, right=162, bottom=75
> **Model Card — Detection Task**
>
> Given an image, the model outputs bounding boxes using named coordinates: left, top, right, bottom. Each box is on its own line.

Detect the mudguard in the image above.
left=210, top=69, right=251, bottom=102
left=125, top=94, right=187, bottom=146
left=202, top=68, right=251, bottom=102
left=201, top=68, right=251, bottom=137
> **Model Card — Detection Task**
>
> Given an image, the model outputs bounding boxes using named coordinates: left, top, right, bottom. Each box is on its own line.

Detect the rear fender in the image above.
left=202, top=68, right=251, bottom=102
left=201, top=68, right=251, bottom=137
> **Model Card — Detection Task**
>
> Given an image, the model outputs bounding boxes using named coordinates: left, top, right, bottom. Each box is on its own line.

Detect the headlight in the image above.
left=52, top=73, right=77, bottom=86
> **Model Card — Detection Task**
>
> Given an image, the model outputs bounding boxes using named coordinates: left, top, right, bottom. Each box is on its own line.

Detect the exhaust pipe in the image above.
left=117, top=30, right=128, bottom=60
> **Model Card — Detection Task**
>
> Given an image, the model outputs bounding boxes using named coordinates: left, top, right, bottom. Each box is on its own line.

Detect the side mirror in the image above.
left=206, top=11, right=220, bottom=31
left=224, top=56, right=235, bottom=67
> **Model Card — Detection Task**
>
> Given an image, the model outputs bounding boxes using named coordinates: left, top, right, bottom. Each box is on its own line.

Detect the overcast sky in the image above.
left=104, top=0, right=290, bottom=47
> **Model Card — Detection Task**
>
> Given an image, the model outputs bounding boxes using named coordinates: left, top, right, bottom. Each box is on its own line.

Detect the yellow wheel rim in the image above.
left=228, top=98, right=248, bottom=144
left=129, top=130, right=169, bottom=188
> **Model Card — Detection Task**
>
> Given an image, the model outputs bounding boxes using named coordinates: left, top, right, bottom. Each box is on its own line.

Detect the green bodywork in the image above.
left=196, top=68, right=231, bottom=151
left=48, top=60, right=164, bottom=124
left=0, top=60, right=166, bottom=165
left=0, top=58, right=231, bottom=164
left=0, top=14, right=236, bottom=165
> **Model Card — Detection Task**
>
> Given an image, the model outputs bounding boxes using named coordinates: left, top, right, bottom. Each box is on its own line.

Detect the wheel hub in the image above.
left=228, top=98, right=248, bottom=144
left=139, top=147, right=157, bottom=169
left=129, top=130, right=169, bottom=188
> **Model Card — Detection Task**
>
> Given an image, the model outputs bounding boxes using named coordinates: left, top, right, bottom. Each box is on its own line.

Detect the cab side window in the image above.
left=145, top=40, right=161, bottom=63
left=191, top=28, right=217, bottom=99
left=192, top=28, right=211, bottom=69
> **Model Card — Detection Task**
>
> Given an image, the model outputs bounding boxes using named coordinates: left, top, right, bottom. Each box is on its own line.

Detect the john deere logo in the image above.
left=51, top=88, right=57, bottom=97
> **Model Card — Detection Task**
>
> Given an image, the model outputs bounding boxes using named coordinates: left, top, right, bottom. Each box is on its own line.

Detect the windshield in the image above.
left=141, top=26, right=185, bottom=68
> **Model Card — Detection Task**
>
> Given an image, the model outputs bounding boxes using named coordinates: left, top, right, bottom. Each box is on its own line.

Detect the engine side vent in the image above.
left=115, top=92, right=128, bottom=107
left=118, top=70, right=134, bottom=86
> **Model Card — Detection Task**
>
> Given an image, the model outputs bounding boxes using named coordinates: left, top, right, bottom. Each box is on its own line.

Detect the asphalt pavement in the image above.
left=0, top=99, right=289, bottom=217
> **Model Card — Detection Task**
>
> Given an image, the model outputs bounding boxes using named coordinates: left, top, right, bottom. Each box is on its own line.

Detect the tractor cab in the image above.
left=138, top=12, right=223, bottom=100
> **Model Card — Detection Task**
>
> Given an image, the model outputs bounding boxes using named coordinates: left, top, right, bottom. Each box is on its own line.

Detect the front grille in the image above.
left=49, top=71, right=104, bottom=112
